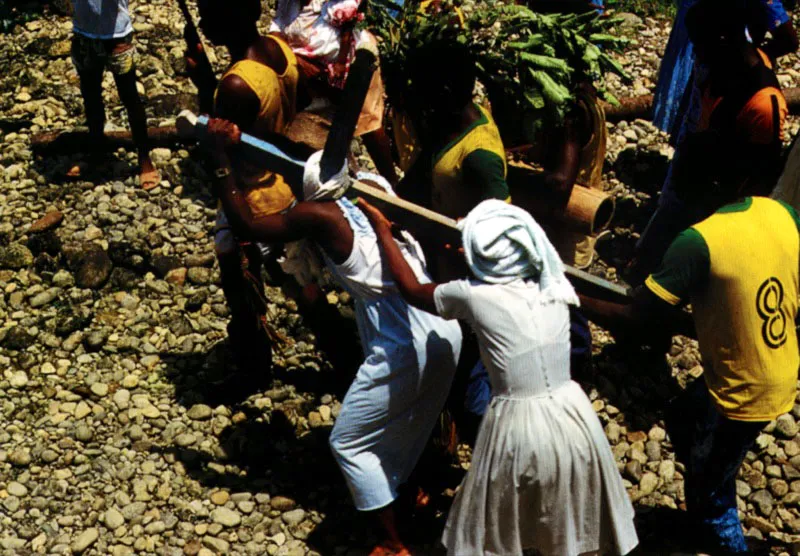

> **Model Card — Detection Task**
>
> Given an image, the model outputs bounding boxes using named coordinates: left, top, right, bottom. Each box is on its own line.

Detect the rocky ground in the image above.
left=1, top=2, right=800, bottom=555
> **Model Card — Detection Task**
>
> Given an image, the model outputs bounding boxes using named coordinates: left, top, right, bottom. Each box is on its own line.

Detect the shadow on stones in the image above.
left=579, top=340, right=680, bottom=433
left=151, top=405, right=458, bottom=554
left=151, top=409, right=380, bottom=552
left=630, top=505, right=691, bottom=553
left=158, top=341, right=274, bottom=409
left=612, top=147, right=670, bottom=197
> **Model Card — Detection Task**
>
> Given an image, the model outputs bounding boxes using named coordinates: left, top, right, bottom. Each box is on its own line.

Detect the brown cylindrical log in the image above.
left=601, top=94, right=654, bottom=123
left=603, top=87, right=800, bottom=122
left=507, top=162, right=615, bottom=235
left=29, top=126, right=187, bottom=154
left=561, top=184, right=615, bottom=234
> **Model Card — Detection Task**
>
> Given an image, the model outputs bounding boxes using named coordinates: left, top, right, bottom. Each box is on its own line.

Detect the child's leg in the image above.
left=70, top=33, right=107, bottom=173
left=79, top=68, right=106, bottom=140
left=108, top=35, right=157, bottom=186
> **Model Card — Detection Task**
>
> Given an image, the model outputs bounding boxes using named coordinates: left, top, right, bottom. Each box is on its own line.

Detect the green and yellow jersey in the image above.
left=645, top=196, right=800, bottom=421
left=430, top=104, right=509, bottom=219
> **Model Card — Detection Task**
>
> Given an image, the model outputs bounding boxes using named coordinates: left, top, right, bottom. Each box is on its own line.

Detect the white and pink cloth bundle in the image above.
left=270, top=0, right=369, bottom=88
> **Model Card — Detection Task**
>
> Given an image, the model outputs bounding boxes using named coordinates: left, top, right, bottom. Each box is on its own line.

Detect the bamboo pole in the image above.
left=507, top=160, right=615, bottom=235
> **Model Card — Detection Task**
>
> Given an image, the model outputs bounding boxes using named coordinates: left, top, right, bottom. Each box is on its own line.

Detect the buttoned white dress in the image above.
left=435, top=278, right=638, bottom=556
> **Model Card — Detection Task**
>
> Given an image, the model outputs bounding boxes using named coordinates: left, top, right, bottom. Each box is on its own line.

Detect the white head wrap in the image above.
left=303, top=150, right=351, bottom=201
left=458, top=200, right=578, bottom=305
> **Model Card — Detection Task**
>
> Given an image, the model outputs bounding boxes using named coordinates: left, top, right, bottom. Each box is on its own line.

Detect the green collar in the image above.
left=716, top=197, right=753, bottom=214
left=432, top=105, right=488, bottom=167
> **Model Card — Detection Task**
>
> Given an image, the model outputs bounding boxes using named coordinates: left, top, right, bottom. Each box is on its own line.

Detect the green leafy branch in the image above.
left=364, top=0, right=630, bottom=130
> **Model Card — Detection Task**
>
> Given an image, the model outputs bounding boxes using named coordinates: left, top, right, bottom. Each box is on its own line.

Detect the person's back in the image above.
left=438, top=279, right=571, bottom=397
left=216, top=35, right=300, bottom=217
left=650, top=196, right=800, bottom=419
left=430, top=104, right=508, bottom=219
left=361, top=198, right=639, bottom=556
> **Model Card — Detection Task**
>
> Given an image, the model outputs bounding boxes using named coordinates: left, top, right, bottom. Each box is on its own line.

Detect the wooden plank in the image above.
left=178, top=110, right=632, bottom=302
left=347, top=181, right=632, bottom=303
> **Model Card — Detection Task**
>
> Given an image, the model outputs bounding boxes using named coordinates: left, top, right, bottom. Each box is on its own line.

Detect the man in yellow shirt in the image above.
left=186, top=0, right=302, bottom=372
left=579, top=135, right=800, bottom=553
left=628, top=2, right=788, bottom=284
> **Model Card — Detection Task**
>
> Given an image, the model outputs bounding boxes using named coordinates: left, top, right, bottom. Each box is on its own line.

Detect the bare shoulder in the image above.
left=215, top=74, right=260, bottom=128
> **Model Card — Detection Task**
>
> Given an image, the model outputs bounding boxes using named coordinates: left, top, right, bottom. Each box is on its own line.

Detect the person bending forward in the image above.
left=207, top=119, right=462, bottom=556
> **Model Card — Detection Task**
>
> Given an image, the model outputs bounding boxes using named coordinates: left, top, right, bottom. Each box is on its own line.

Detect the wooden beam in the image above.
left=347, top=180, right=631, bottom=303
left=177, top=110, right=632, bottom=302
left=29, top=126, right=189, bottom=155
left=602, top=87, right=800, bottom=123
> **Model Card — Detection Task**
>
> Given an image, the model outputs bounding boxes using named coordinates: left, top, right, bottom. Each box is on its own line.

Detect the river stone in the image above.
left=750, top=489, right=775, bottom=516
left=639, top=472, right=659, bottom=495
left=211, top=507, right=241, bottom=527
left=73, top=245, right=113, bottom=289
left=29, top=210, right=64, bottom=233
left=9, top=370, right=28, bottom=387
left=776, top=414, right=799, bottom=439
left=105, top=508, right=125, bottom=529
left=70, top=528, right=98, bottom=553
left=270, top=496, right=296, bottom=511
left=282, top=509, right=306, bottom=526
left=74, top=425, right=93, bottom=442
left=187, top=404, right=212, bottom=420
left=9, top=449, right=31, bottom=467
left=0, top=244, right=33, bottom=269
left=7, top=482, right=27, bottom=497
left=122, top=501, right=147, bottom=520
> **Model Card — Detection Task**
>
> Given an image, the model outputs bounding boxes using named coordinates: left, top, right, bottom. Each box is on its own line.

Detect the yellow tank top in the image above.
left=431, top=106, right=507, bottom=218
left=217, top=35, right=299, bottom=217
left=691, top=197, right=799, bottom=421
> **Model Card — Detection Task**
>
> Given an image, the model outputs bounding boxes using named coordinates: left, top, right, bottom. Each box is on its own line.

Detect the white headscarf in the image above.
left=303, top=150, right=351, bottom=201
left=459, top=200, right=579, bottom=305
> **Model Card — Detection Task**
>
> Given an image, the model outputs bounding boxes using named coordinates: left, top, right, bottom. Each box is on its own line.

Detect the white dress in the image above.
left=325, top=198, right=463, bottom=511
left=434, top=279, right=638, bottom=556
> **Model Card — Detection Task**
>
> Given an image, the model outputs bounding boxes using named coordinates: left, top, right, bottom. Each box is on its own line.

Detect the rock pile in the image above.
left=0, top=3, right=799, bottom=555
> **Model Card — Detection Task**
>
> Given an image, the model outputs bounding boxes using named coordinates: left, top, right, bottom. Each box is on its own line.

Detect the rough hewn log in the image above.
left=601, top=94, right=654, bottom=123
left=29, top=126, right=190, bottom=155
left=603, top=87, right=800, bottom=122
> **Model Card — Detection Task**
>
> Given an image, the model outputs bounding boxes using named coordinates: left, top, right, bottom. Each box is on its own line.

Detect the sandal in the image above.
left=140, top=167, right=161, bottom=191
left=368, top=541, right=411, bottom=556
left=65, top=162, right=87, bottom=179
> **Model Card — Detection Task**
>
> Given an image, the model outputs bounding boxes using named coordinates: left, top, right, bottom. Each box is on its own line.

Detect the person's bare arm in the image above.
left=206, top=119, right=323, bottom=244
left=357, top=198, right=439, bottom=314
left=542, top=112, right=582, bottom=207
left=214, top=74, right=261, bottom=126
left=578, top=287, right=696, bottom=340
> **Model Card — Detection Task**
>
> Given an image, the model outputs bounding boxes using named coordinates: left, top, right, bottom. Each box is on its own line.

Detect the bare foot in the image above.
left=65, top=162, right=87, bottom=178
left=368, top=540, right=411, bottom=556
left=139, top=156, right=160, bottom=191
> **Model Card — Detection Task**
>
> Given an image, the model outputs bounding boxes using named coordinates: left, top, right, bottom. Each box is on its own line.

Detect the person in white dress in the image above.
left=207, top=120, right=462, bottom=556
left=359, top=197, right=639, bottom=556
